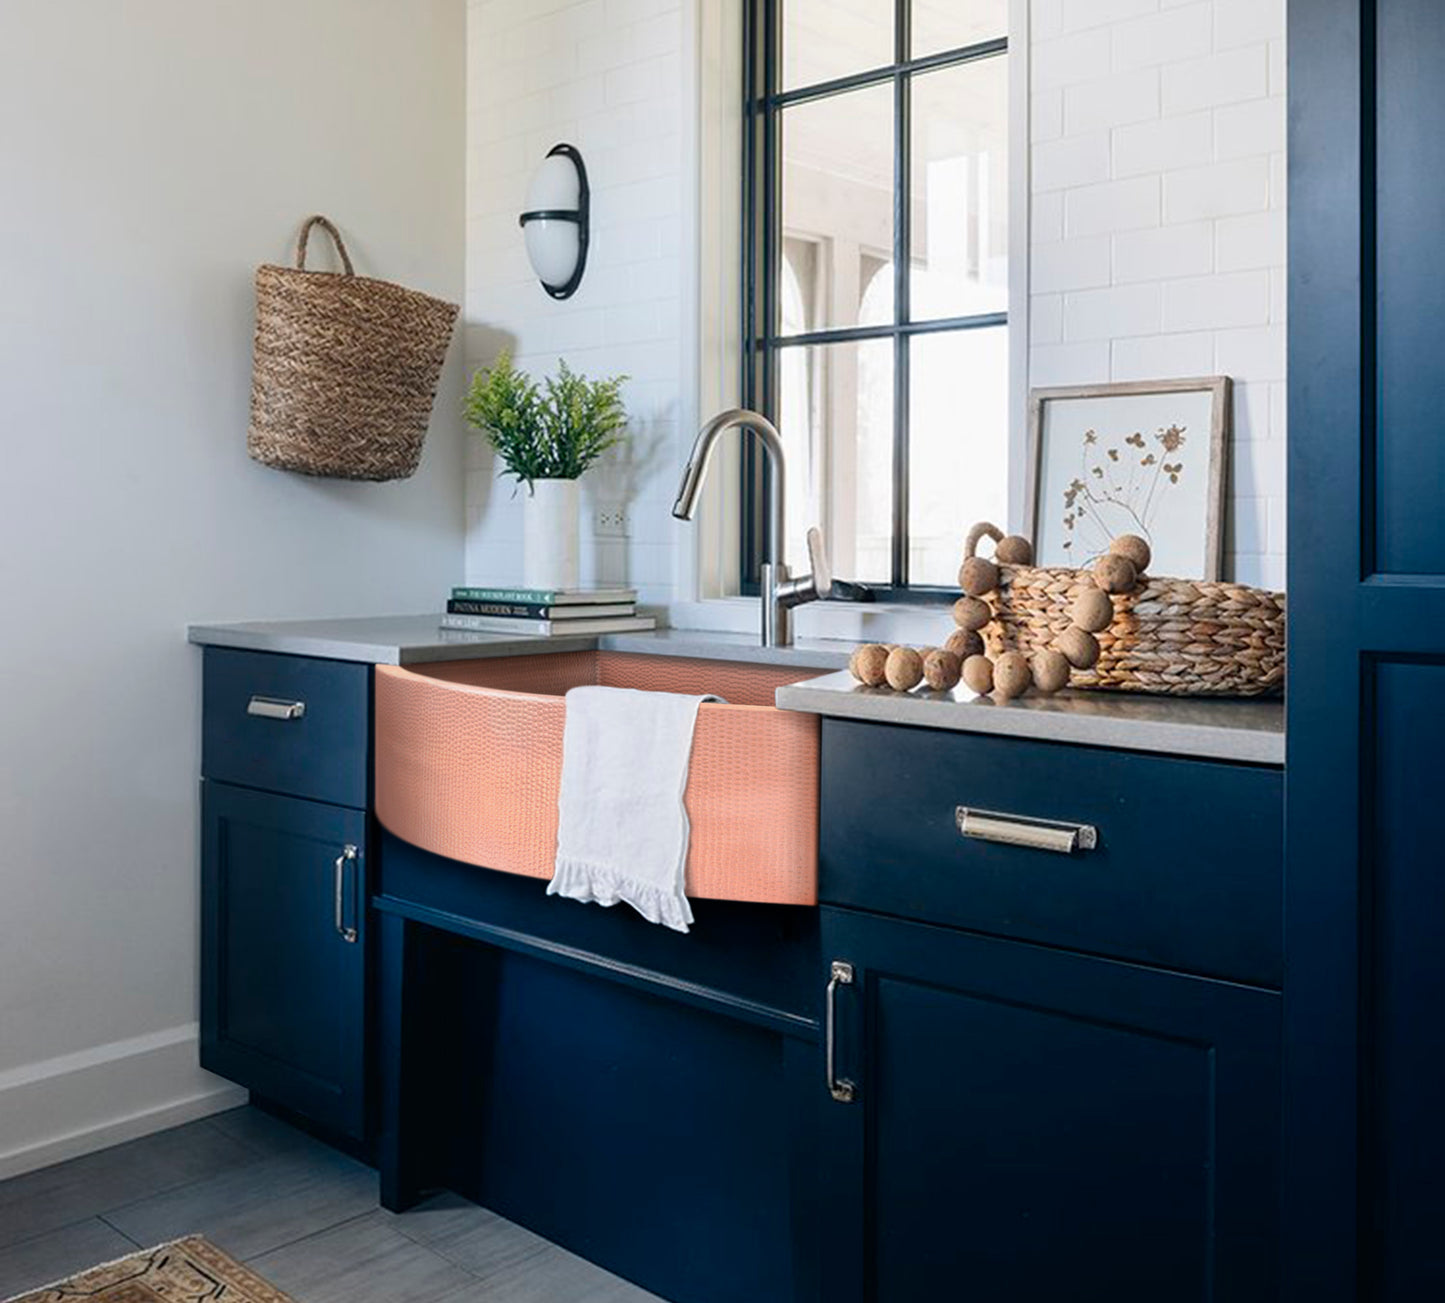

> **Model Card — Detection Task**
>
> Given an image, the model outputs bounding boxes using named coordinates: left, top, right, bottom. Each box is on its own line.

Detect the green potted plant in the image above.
left=464, top=353, right=628, bottom=590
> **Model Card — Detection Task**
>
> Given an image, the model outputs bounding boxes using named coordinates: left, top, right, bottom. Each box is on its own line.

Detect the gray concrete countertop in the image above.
left=775, top=670, right=1284, bottom=766
left=188, top=615, right=1283, bottom=763
left=186, top=614, right=854, bottom=670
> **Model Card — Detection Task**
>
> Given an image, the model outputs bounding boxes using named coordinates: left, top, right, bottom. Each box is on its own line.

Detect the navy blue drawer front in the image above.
left=820, top=718, right=1283, bottom=986
left=202, top=648, right=369, bottom=808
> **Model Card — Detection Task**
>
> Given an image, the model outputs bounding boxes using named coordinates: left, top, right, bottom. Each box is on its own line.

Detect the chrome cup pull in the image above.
left=334, top=845, right=359, bottom=943
left=956, top=807, right=1098, bottom=855
left=248, top=695, right=306, bottom=721
left=825, top=960, right=856, bottom=1103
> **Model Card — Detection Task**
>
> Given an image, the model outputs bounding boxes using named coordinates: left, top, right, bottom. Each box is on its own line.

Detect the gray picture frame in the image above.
left=1024, top=376, right=1232, bottom=581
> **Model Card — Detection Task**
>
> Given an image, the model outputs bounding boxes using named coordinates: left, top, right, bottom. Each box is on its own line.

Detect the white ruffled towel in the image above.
left=548, top=685, right=721, bottom=933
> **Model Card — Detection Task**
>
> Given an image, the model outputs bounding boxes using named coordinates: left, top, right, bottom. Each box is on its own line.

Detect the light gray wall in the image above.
left=0, top=0, right=466, bottom=1175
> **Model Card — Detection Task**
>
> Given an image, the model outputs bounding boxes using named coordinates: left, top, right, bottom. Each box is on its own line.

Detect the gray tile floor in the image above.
left=0, top=1106, right=664, bottom=1302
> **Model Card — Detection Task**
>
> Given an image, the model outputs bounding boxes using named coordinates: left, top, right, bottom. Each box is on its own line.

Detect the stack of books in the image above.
left=440, top=585, right=655, bottom=636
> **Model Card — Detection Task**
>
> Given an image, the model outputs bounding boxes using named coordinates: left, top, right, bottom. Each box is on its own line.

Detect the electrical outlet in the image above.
left=594, top=505, right=630, bottom=538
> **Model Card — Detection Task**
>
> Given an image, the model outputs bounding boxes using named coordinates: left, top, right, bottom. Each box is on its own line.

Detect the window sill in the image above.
left=668, top=597, right=949, bottom=647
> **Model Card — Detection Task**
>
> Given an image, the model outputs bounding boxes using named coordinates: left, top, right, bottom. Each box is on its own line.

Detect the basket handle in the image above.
left=295, top=215, right=355, bottom=276
left=964, top=521, right=1003, bottom=560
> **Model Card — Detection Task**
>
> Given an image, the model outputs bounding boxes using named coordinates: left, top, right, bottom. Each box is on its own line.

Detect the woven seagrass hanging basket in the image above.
left=965, top=522, right=1286, bottom=696
left=247, top=216, right=460, bottom=481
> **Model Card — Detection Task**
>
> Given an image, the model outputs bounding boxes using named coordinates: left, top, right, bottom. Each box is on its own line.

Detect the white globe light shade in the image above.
left=524, top=219, right=581, bottom=289
left=525, top=152, right=581, bottom=211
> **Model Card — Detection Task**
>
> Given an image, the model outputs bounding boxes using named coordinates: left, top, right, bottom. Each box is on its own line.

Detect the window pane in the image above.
left=908, top=328, right=1009, bottom=586
left=910, top=57, right=1009, bottom=320
left=783, top=0, right=894, bottom=91
left=776, top=338, right=895, bottom=584
left=912, top=0, right=1008, bottom=58
left=781, top=84, right=895, bottom=332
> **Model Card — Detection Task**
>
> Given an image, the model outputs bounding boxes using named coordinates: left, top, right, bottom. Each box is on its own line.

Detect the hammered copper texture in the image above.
left=374, top=653, right=821, bottom=905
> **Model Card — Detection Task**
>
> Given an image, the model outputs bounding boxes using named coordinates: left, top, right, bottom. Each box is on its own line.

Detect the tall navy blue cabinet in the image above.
left=1286, top=1, right=1445, bottom=1297
left=199, top=648, right=371, bottom=1141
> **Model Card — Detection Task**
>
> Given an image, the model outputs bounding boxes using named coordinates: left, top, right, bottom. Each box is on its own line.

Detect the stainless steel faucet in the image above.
left=672, top=408, right=832, bottom=647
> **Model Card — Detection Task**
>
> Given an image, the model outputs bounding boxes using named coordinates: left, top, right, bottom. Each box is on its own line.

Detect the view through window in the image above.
left=744, top=0, right=1010, bottom=594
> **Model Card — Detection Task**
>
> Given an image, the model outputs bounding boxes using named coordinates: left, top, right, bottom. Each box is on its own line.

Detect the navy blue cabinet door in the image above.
left=818, top=907, right=1280, bottom=1303
left=1287, top=0, right=1445, bottom=1296
left=201, top=780, right=367, bottom=1139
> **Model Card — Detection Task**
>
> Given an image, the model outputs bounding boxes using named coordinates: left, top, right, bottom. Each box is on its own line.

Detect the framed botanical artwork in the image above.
left=1025, top=377, right=1231, bottom=581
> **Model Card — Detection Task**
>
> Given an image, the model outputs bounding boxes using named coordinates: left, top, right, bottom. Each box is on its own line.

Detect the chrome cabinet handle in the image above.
left=248, top=695, right=306, bottom=721
left=825, top=960, right=855, bottom=1103
left=334, top=845, right=359, bottom=943
left=956, top=806, right=1098, bottom=855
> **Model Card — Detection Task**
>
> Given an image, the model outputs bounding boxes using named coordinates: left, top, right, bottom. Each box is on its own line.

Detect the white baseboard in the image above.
left=0, top=1024, right=248, bottom=1181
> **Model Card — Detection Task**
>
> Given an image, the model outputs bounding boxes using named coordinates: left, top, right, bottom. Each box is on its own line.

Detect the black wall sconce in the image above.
left=519, top=143, right=590, bottom=300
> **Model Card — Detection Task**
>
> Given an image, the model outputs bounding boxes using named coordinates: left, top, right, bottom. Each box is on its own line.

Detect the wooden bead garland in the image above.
left=845, top=525, right=1152, bottom=700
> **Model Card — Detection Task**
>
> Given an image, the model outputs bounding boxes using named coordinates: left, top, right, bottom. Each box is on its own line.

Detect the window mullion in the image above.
left=891, top=0, right=911, bottom=589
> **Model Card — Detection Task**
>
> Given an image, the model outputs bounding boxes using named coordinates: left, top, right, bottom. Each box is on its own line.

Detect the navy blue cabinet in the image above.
left=199, top=647, right=371, bottom=1142
left=818, top=906, right=1280, bottom=1303
left=201, top=781, right=368, bottom=1139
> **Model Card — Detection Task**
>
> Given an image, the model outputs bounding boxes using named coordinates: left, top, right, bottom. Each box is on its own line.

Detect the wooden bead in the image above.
left=958, top=555, right=1000, bottom=598
left=1110, top=533, right=1151, bottom=572
left=1031, top=648, right=1071, bottom=694
left=884, top=646, right=925, bottom=692
left=923, top=649, right=963, bottom=692
left=1093, top=553, right=1138, bottom=595
left=945, top=628, right=984, bottom=660
left=849, top=643, right=890, bottom=687
left=994, top=534, right=1034, bottom=565
left=993, top=651, right=1033, bottom=700
left=1058, top=626, right=1101, bottom=670
left=1071, top=586, right=1115, bottom=634
left=952, top=595, right=992, bottom=631
left=962, top=654, right=994, bottom=695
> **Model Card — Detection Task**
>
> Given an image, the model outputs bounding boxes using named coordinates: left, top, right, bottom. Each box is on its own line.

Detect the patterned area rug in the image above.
left=4, top=1237, right=295, bottom=1303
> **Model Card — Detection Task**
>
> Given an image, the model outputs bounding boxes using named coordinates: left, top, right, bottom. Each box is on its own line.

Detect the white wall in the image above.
left=1029, top=0, right=1286, bottom=589
left=464, top=0, right=693, bottom=606
left=0, top=0, right=466, bottom=1177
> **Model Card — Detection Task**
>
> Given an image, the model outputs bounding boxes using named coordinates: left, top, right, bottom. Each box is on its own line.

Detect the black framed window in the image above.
left=742, top=0, right=1010, bottom=599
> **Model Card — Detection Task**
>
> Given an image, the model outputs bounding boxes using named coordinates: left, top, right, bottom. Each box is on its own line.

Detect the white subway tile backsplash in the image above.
left=1032, top=132, right=1112, bottom=191
left=1161, top=270, right=1271, bottom=331
left=1163, top=157, right=1270, bottom=223
left=1232, top=379, right=1271, bottom=440
left=1110, top=329, right=1215, bottom=380
left=1160, top=46, right=1268, bottom=115
left=1063, top=283, right=1162, bottom=342
left=1031, top=293, right=1065, bottom=344
left=1213, top=0, right=1285, bottom=50
left=1032, top=89, right=1065, bottom=142
left=1113, top=222, right=1214, bottom=283
left=1216, top=209, right=1285, bottom=272
left=1033, top=236, right=1113, bottom=292
left=1033, top=189, right=1065, bottom=242
left=1060, top=0, right=1160, bottom=35
left=1215, top=324, right=1285, bottom=381
left=1032, top=340, right=1114, bottom=387
left=1032, top=28, right=1112, bottom=91
left=1110, top=3, right=1212, bottom=71
left=1214, top=96, right=1286, bottom=161
left=1111, top=110, right=1212, bottom=177
left=1064, top=67, right=1160, bottom=133
left=1065, top=175, right=1161, bottom=236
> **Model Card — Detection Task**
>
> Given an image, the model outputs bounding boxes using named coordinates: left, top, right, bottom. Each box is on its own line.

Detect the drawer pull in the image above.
left=248, top=695, right=306, bottom=721
left=334, top=845, right=359, bottom=943
left=825, top=960, right=855, bottom=1103
left=956, top=807, right=1098, bottom=855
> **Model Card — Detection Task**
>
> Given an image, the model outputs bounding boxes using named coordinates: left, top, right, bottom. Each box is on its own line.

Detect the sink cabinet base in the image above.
left=374, top=832, right=823, bottom=1303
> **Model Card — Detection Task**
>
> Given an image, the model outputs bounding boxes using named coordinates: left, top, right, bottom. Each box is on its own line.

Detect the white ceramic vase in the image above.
left=523, top=477, right=580, bottom=591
